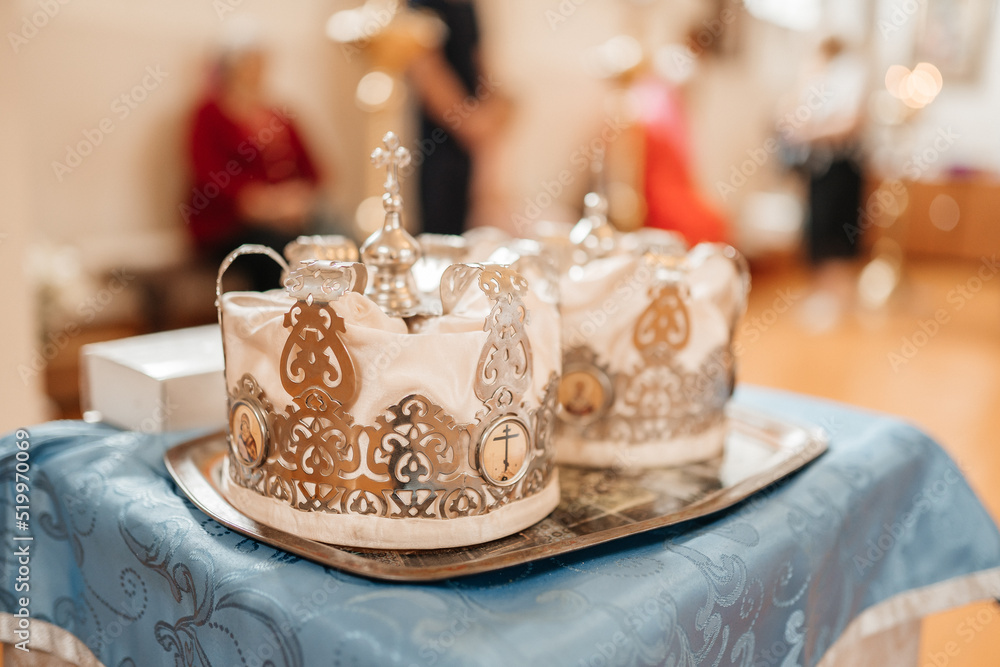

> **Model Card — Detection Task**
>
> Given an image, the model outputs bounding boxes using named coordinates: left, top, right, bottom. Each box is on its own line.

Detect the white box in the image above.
left=80, top=325, right=227, bottom=432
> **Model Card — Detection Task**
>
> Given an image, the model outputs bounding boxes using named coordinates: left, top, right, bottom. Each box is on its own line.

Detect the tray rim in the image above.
left=164, top=404, right=827, bottom=582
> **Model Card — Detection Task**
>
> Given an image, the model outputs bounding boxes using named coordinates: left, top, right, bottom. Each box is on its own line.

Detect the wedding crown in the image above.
left=216, top=133, right=560, bottom=549
left=535, top=157, right=750, bottom=469
left=413, top=219, right=749, bottom=470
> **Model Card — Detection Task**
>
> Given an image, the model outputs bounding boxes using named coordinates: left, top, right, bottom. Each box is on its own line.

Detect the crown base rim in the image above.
left=221, top=462, right=561, bottom=550
left=553, top=422, right=726, bottom=470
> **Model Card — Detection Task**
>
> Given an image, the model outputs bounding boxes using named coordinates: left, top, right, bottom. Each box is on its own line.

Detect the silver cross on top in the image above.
left=371, top=131, right=411, bottom=212
left=360, top=130, right=424, bottom=318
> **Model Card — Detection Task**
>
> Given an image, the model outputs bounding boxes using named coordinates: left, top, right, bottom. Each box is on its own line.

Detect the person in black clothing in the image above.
left=407, top=0, right=508, bottom=234
left=782, top=37, right=868, bottom=327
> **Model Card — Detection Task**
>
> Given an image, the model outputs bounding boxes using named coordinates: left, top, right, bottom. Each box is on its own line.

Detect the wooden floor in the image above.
left=739, top=256, right=1000, bottom=666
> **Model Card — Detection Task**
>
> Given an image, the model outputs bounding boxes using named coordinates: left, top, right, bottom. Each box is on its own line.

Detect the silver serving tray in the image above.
left=164, top=405, right=826, bottom=582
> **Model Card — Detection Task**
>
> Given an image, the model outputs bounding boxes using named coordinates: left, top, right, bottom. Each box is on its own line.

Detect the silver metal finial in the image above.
left=360, top=131, right=424, bottom=318
left=371, top=131, right=411, bottom=213
left=570, top=145, right=616, bottom=258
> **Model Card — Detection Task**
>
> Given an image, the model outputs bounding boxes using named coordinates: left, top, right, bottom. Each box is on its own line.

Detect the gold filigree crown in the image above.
left=220, top=259, right=557, bottom=523
left=549, top=207, right=750, bottom=467
left=558, top=259, right=738, bottom=444
left=214, top=136, right=559, bottom=547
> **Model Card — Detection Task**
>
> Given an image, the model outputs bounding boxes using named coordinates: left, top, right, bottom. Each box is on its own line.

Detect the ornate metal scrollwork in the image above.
left=634, top=282, right=690, bottom=355
left=367, top=395, right=464, bottom=487
left=280, top=300, right=358, bottom=407
left=558, top=262, right=734, bottom=444
left=557, top=343, right=733, bottom=444
left=226, top=265, right=556, bottom=521
left=475, top=266, right=533, bottom=402
left=227, top=374, right=275, bottom=470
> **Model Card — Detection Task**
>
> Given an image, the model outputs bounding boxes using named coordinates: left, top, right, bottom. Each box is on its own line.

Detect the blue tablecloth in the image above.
left=1, top=387, right=999, bottom=667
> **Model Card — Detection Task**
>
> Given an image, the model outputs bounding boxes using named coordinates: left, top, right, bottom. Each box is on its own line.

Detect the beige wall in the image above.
left=11, top=0, right=367, bottom=273
left=3, top=0, right=370, bottom=427
left=870, top=0, right=1000, bottom=178
left=8, top=0, right=1000, bottom=271
left=1, top=2, right=49, bottom=429
left=6, top=0, right=737, bottom=274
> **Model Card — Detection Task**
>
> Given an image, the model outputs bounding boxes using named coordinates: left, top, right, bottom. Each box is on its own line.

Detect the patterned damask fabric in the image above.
left=1, top=387, right=998, bottom=667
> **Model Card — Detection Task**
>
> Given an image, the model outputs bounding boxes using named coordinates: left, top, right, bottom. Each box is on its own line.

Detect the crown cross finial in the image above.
left=360, top=130, right=423, bottom=317
left=371, top=132, right=411, bottom=206
left=570, top=144, right=614, bottom=257
left=585, top=144, right=608, bottom=217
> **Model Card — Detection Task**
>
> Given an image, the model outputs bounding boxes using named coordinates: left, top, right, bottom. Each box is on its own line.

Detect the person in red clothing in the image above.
left=181, top=41, right=322, bottom=290
left=638, top=74, right=729, bottom=246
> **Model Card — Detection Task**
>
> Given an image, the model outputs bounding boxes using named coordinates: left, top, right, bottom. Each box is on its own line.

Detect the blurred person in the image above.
left=407, top=0, right=511, bottom=234
left=638, top=69, right=729, bottom=245
left=781, top=36, right=868, bottom=327
left=182, top=30, right=323, bottom=291
left=578, top=23, right=729, bottom=245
